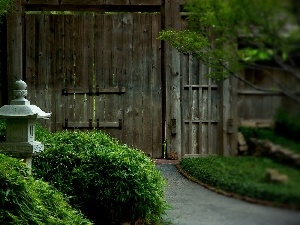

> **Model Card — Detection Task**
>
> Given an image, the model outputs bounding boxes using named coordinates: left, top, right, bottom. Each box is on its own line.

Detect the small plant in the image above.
left=33, top=129, right=168, bottom=225
left=163, top=139, right=167, bottom=159
left=0, top=153, right=92, bottom=225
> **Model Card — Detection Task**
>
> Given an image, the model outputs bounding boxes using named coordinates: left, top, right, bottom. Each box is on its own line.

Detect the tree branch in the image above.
left=218, top=59, right=300, bottom=105
left=273, top=55, right=300, bottom=82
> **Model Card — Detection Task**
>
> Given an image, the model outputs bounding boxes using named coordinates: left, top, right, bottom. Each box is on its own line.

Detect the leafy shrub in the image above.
left=33, top=130, right=168, bottom=225
left=0, top=153, right=92, bottom=225
left=274, top=108, right=300, bottom=142
left=180, top=156, right=300, bottom=208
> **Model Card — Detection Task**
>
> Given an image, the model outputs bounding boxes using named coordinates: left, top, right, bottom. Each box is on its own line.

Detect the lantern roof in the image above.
left=0, top=80, right=51, bottom=119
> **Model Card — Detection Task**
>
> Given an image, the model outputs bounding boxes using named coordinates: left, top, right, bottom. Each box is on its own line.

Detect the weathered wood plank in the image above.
left=25, top=14, right=36, bottom=101
left=164, top=0, right=182, bottom=158
left=131, top=13, right=143, bottom=150
left=122, top=13, right=134, bottom=147
left=102, top=14, right=114, bottom=136
left=61, top=0, right=99, bottom=5
left=180, top=54, right=189, bottom=156
left=26, top=0, right=163, bottom=5
left=94, top=14, right=106, bottom=135
left=63, top=121, right=121, bottom=128
left=221, top=75, right=238, bottom=156
left=26, top=0, right=59, bottom=4
left=104, top=0, right=162, bottom=5
left=0, top=16, right=7, bottom=106
left=141, top=13, right=152, bottom=156
left=187, top=57, right=193, bottom=154
left=62, top=87, right=126, bottom=95
left=151, top=13, right=162, bottom=158
left=52, top=15, right=65, bottom=131
left=83, top=15, right=94, bottom=125
left=63, top=15, right=75, bottom=124
left=7, top=1, right=23, bottom=102
left=73, top=15, right=84, bottom=124
left=107, top=13, right=124, bottom=139
left=39, top=14, right=52, bottom=128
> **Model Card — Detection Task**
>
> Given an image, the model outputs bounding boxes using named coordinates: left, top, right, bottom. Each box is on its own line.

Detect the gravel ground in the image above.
left=157, top=164, right=300, bottom=225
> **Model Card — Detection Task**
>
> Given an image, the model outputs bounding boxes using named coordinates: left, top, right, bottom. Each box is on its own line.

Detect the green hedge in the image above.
left=33, top=129, right=168, bottom=225
left=180, top=156, right=300, bottom=208
left=0, top=153, right=92, bottom=225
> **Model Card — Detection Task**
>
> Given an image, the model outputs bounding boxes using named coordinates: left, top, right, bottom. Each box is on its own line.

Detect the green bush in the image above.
left=33, top=130, right=168, bottom=225
left=274, top=108, right=300, bottom=142
left=0, top=153, right=92, bottom=225
left=180, top=156, right=300, bottom=208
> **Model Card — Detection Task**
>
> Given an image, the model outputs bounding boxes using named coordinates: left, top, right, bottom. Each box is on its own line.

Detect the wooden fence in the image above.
left=3, top=0, right=237, bottom=158
left=237, top=67, right=299, bottom=128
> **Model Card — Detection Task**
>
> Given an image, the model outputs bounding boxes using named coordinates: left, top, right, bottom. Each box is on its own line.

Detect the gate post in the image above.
left=163, top=0, right=183, bottom=159
left=221, top=76, right=238, bottom=156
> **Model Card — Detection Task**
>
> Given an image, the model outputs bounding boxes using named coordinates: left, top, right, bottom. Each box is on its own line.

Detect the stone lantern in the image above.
left=0, top=80, right=51, bottom=169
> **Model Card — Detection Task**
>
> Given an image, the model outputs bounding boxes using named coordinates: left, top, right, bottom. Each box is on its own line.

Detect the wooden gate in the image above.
left=6, top=0, right=237, bottom=158
left=24, top=12, right=162, bottom=158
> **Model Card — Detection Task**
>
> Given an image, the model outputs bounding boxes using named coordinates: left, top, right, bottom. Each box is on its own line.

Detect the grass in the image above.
left=179, top=156, right=300, bottom=209
left=239, top=127, right=300, bottom=154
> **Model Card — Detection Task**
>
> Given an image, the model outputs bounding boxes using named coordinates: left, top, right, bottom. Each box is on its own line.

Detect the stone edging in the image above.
left=175, top=164, right=300, bottom=211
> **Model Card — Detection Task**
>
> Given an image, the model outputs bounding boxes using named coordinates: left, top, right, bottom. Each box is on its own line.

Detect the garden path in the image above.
left=156, top=163, right=300, bottom=225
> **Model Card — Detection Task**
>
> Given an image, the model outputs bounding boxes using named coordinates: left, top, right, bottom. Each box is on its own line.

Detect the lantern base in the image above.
left=0, top=141, right=44, bottom=158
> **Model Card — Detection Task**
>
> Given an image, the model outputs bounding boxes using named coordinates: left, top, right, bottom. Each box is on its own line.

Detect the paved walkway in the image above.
left=157, top=164, right=300, bottom=225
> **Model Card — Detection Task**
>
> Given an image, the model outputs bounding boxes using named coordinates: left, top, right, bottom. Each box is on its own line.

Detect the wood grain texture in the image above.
left=6, top=1, right=240, bottom=158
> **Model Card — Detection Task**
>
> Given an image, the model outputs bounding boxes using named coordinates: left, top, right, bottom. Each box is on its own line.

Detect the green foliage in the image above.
left=159, top=0, right=300, bottom=80
left=33, top=130, right=168, bottom=225
left=239, top=126, right=300, bottom=154
left=274, top=108, right=300, bottom=143
left=35, top=122, right=53, bottom=143
left=0, top=0, right=14, bottom=16
left=0, top=153, right=92, bottom=225
left=180, top=156, right=300, bottom=208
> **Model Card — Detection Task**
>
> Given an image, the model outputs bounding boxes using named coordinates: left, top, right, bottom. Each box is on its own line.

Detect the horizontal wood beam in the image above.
left=62, top=87, right=126, bottom=96
left=184, top=85, right=218, bottom=89
left=239, top=119, right=274, bottom=128
left=183, top=154, right=217, bottom=158
left=184, top=120, right=218, bottom=123
left=25, top=4, right=161, bottom=12
left=237, top=90, right=300, bottom=95
left=25, top=0, right=163, bottom=5
left=63, top=119, right=122, bottom=129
